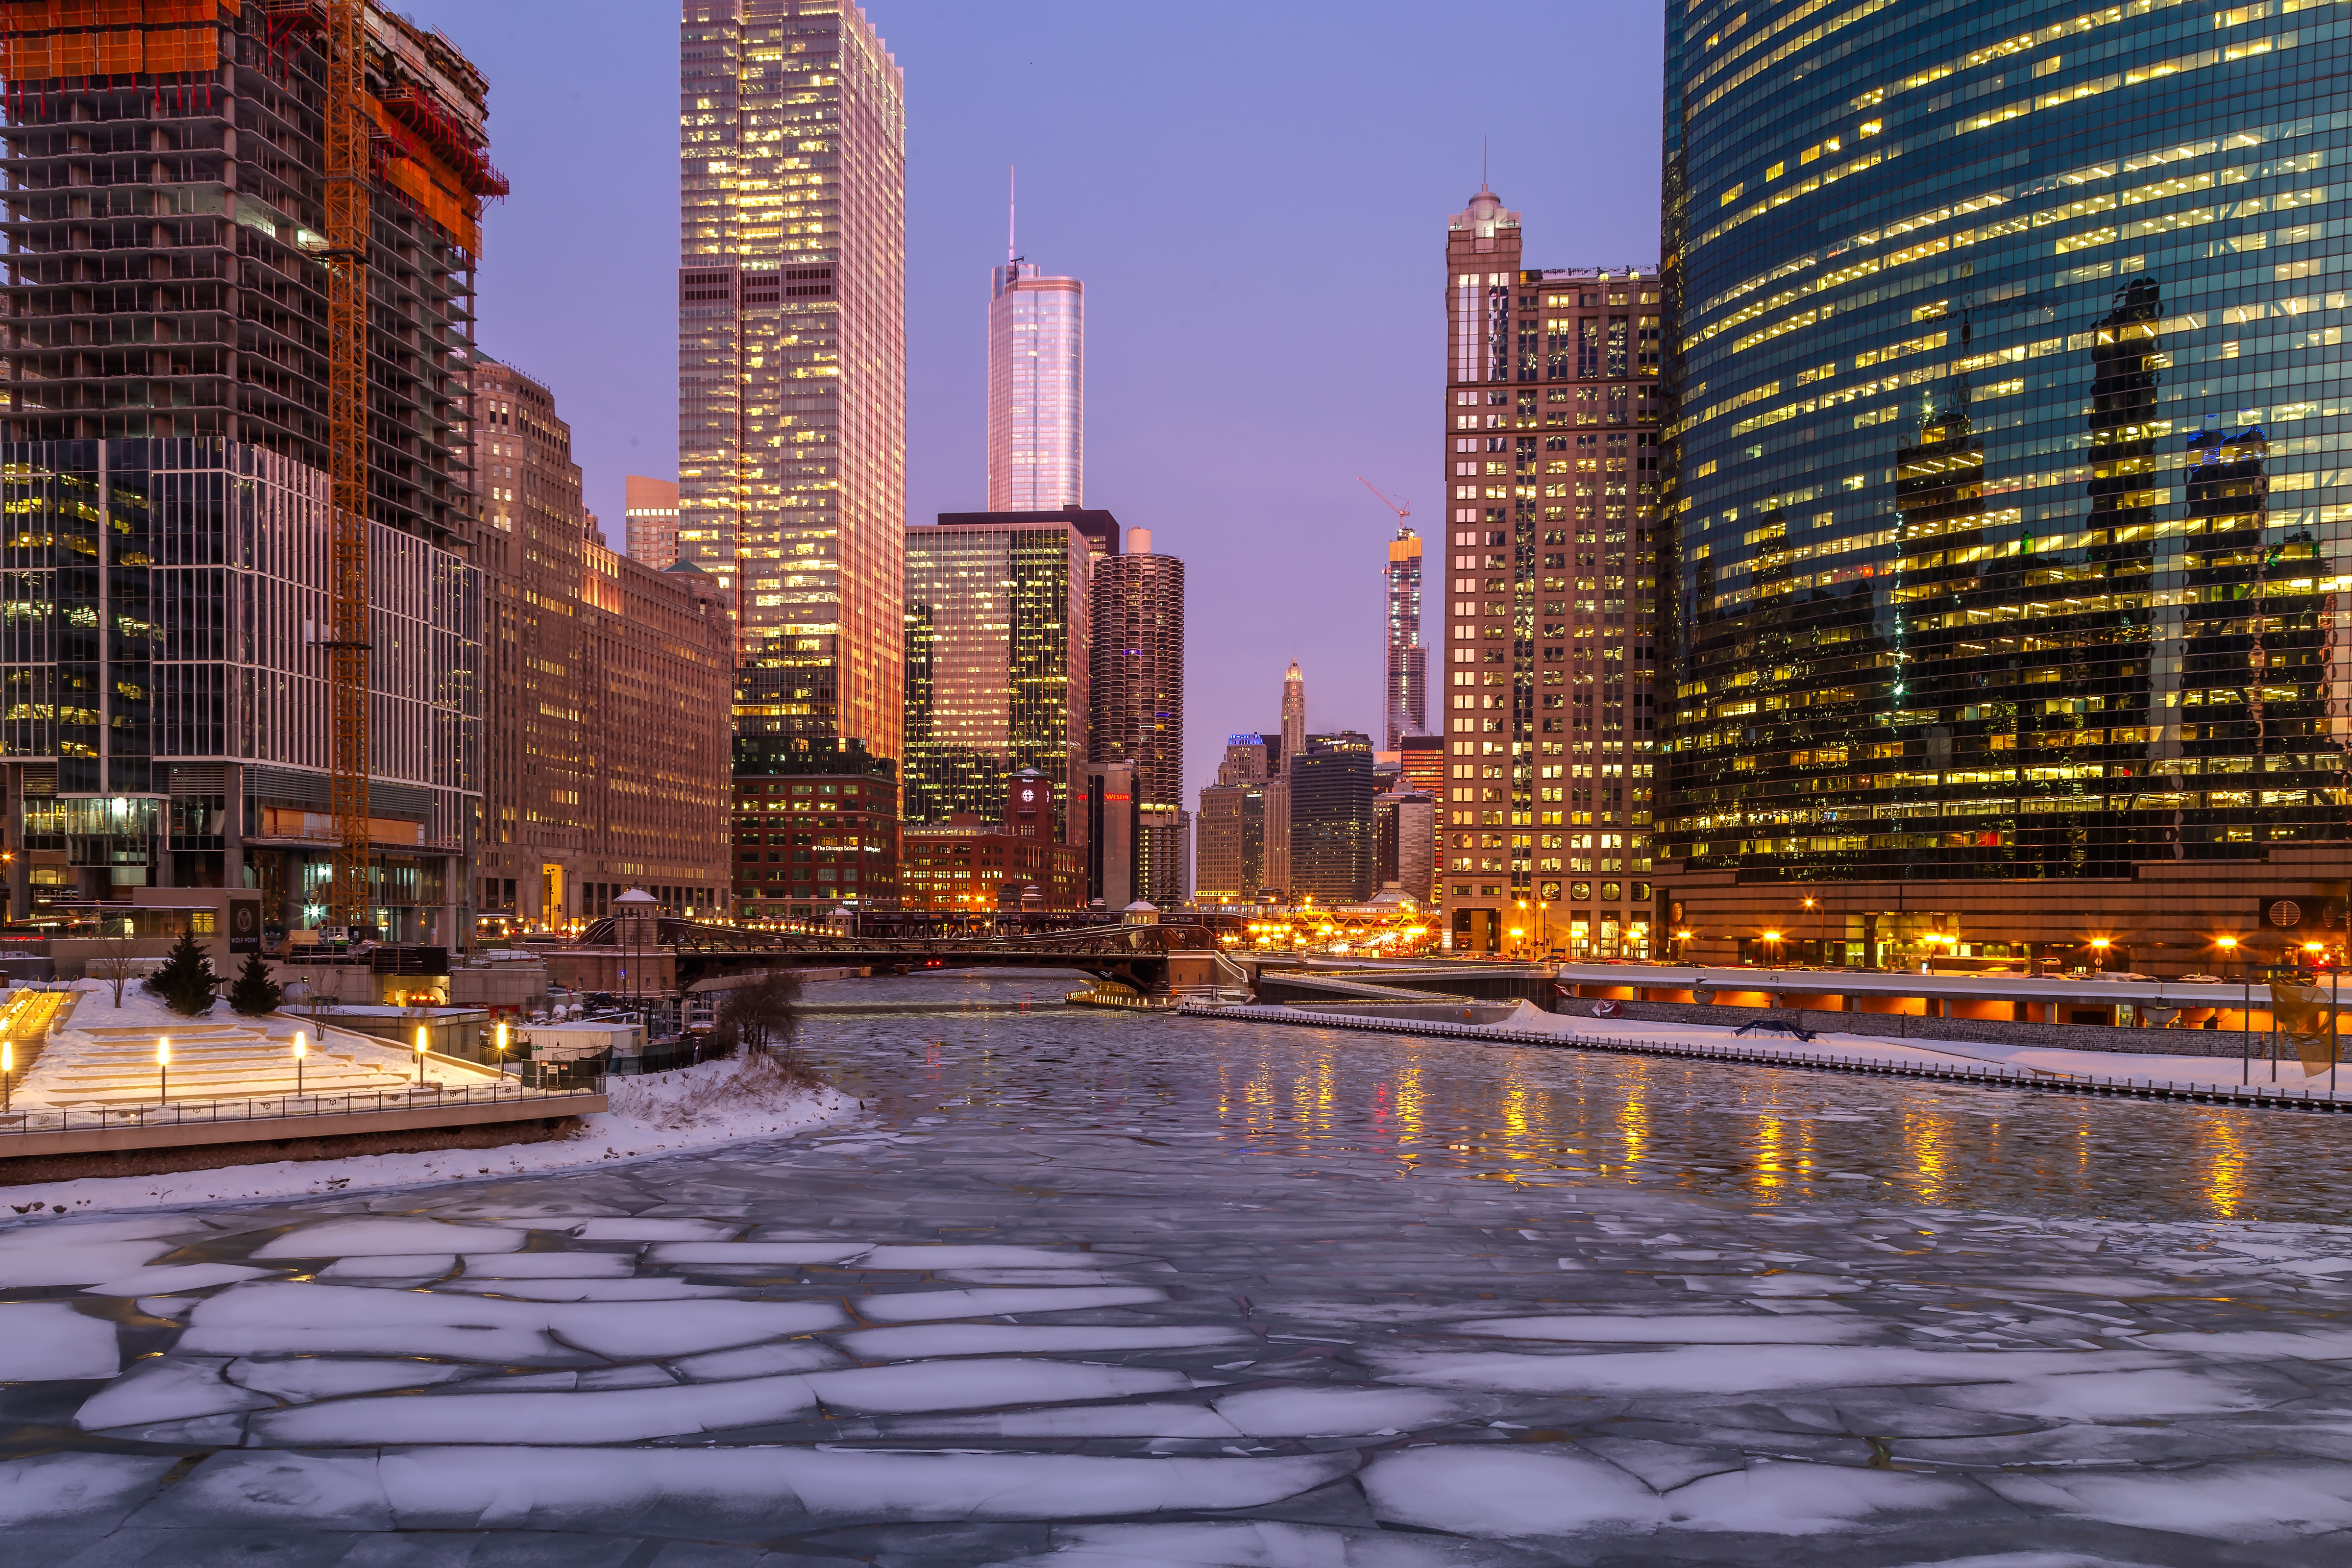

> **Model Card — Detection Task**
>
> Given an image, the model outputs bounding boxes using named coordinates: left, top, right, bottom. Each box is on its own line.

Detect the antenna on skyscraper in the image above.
left=1007, top=165, right=1018, bottom=275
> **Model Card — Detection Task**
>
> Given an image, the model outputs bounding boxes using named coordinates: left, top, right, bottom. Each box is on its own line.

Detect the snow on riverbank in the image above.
left=2, top=1054, right=855, bottom=1218
left=1468, top=998, right=2336, bottom=1093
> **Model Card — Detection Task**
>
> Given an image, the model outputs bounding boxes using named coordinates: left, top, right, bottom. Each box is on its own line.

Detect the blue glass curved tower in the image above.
left=1662, top=0, right=2352, bottom=973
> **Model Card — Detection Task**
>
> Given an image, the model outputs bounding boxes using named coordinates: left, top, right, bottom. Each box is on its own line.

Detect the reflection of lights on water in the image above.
left=1756, top=1115, right=1785, bottom=1192
left=1905, top=1109, right=1949, bottom=1203
left=1617, top=1091, right=1649, bottom=1173
left=2201, top=1114, right=2246, bottom=1219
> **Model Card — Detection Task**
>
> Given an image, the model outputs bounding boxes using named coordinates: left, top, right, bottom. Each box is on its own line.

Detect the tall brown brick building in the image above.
left=1438, top=186, right=1662, bottom=956
left=474, top=360, right=731, bottom=931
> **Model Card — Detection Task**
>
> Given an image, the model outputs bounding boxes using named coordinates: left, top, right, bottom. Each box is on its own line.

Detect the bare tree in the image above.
left=710, top=972, right=802, bottom=1058
left=90, top=917, right=141, bottom=1009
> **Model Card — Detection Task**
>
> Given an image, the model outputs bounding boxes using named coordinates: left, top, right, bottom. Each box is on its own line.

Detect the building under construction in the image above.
left=0, top=1, right=494, bottom=943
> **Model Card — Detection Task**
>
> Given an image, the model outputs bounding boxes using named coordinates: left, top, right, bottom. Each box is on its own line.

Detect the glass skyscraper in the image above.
left=987, top=262, right=1084, bottom=511
left=1661, top=0, right=2352, bottom=974
left=679, top=0, right=906, bottom=762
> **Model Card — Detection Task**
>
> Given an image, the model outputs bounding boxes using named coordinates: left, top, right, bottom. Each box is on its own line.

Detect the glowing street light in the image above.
left=2, top=1035, right=11, bottom=1115
left=495, top=1018, right=510, bottom=1077
left=414, top=1024, right=430, bottom=1086
left=157, top=1036, right=170, bottom=1103
left=293, top=1030, right=306, bottom=1097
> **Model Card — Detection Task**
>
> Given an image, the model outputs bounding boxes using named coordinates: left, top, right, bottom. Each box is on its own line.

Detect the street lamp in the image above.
left=1762, top=930, right=1783, bottom=968
left=414, top=1024, right=430, bottom=1087
left=157, top=1036, right=169, bottom=1103
left=2089, top=937, right=2112, bottom=974
left=495, top=1018, right=509, bottom=1078
left=293, top=1031, right=305, bottom=1098
left=2, top=1036, right=10, bottom=1115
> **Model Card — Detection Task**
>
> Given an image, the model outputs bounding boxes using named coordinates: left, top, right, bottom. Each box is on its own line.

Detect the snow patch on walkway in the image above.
left=0, top=1055, right=854, bottom=1218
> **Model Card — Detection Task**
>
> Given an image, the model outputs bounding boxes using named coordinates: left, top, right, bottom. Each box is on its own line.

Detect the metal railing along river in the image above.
left=0, top=1078, right=603, bottom=1139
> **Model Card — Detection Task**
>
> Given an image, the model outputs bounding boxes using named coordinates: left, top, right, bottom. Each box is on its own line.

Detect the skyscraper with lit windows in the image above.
left=988, top=262, right=1084, bottom=511
left=678, top=0, right=906, bottom=764
left=1437, top=185, right=1663, bottom=956
left=1660, top=0, right=2352, bottom=975
left=1385, top=526, right=1426, bottom=749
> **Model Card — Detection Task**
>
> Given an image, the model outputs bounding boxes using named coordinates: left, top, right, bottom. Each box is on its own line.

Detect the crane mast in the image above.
left=325, top=0, right=372, bottom=931
left=1357, top=476, right=1412, bottom=529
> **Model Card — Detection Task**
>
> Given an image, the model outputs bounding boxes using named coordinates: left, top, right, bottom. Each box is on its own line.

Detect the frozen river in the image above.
left=5, top=971, right=2352, bottom=1565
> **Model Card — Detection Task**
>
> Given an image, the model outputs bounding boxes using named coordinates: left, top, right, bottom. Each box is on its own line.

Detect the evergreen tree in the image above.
left=146, top=931, right=221, bottom=1017
left=226, top=952, right=283, bottom=1016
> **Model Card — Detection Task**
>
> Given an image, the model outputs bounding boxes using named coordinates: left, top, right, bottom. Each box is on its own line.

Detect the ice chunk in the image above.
left=0, top=1301, right=120, bottom=1380
left=158, top=1447, right=1354, bottom=1531
left=1997, top=1275, right=2182, bottom=1298
left=570, top=1218, right=741, bottom=1242
left=976, top=1520, right=1516, bottom=1567
left=1679, top=1273, right=1866, bottom=1297
left=1989, top=1464, right=2352, bottom=1541
left=0, top=1234, right=174, bottom=1288
left=1942, top=1368, right=2266, bottom=1420
left=646, top=1241, right=872, bottom=1266
left=1452, top=1314, right=1881, bottom=1345
left=137, top=1298, right=198, bottom=1319
left=1373, top=1345, right=2168, bottom=1396
left=460, top=1252, right=636, bottom=1278
left=839, top=1323, right=1247, bottom=1361
left=804, top=1358, right=1189, bottom=1414
left=671, top=1341, right=850, bottom=1380
left=0, top=1452, right=178, bottom=1528
left=249, top=1373, right=817, bottom=1445
left=857, top=1286, right=1166, bottom=1323
left=180, top=1281, right=844, bottom=1363
left=75, top=1357, right=272, bottom=1430
left=226, top=1357, right=478, bottom=1401
left=1212, top=1386, right=1463, bottom=1438
left=903, top=1403, right=1243, bottom=1440
left=858, top=1245, right=1128, bottom=1270
left=319, top=1254, right=455, bottom=1278
left=84, top=1261, right=277, bottom=1297
left=433, top=1278, right=743, bottom=1302
left=250, top=1218, right=526, bottom=1259
left=2134, top=1328, right=2352, bottom=1360
left=577, top=1365, right=681, bottom=1390
left=1667, top=1460, right=1976, bottom=1534
left=942, top=1268, right=1142, bottom=1286
left=1363, top=1446, right=1665, bottom=1537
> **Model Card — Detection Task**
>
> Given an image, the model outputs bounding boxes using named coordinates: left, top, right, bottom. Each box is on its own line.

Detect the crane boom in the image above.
left=325, top=0, right=372, bottom=931
left=1357, top=476, right=1410, bottom=524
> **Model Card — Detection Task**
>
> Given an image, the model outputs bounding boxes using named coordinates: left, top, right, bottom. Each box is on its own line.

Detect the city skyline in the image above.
left=392, top=0, right=1664, bottom=803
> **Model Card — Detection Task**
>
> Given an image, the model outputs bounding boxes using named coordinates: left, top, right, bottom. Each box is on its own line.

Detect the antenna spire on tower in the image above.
left=1007, top=165, right=1017, bottom=272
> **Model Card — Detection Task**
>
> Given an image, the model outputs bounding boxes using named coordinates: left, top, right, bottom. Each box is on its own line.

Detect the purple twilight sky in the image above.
left=395, top=0, right=1666, bottom=802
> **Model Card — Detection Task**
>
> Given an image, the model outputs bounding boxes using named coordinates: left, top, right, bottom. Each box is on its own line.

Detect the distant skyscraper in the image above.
left=903, top=513, right=1093, bottom=839
left=1385, top=527, right=1426, bottom=749
left=1291, top=734, right=1377, bottom=904
left=1089, top=527, right=1185, bottom=901
left=1281, top=662, right=1306, bottom=772
left=679, top=0, right=906, bottom=761
left=988, top=260, right=1084, bottom=511
left=625, top=475, right=682, bottom=570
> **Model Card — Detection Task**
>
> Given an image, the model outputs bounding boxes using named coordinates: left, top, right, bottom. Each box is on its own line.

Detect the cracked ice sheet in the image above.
left=838, top=1323, right=1248, bottom=1359
left=978, top=1520, right=1552, bottom=1567
left=75, top=1357, right=273, bottom=1431
left=177, top=1281, right=844, bottom=1362
left=1447, top=1313, right=1885, bottom=1344
left=1362, top=1446, right=1978, bottom=1540
left=247, top=1359, right=1191, bottom=1444
left=1986, top=1463, right=2352, bottom=1541
left=855, top=1284, right=1167, bottom=1321
left=226, top=1358, right=479, bottom=1401
left=1371, top=1344, right=2177, bottom=1396
left=0, top=1301, right=120, bottom=1380
left=142, top=1447, right=1357, bottom=1534
left=0, top=1452, right=179, bottom=1529
left=82, top=1260, right=278, bottom=1296
left=249, top=1217, right=527, bottom=1258
left=0, top=1221, right=184, bottom=1286
left=910, top=1386, right=1465, bottom=1440
left=457, top=1252, right=635, bottom=1278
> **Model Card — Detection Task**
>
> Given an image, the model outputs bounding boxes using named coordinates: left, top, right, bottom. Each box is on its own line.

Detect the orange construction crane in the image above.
left=1357, top=477, right=1411, bottom=527
left=324, top=0, right=371, bottom=932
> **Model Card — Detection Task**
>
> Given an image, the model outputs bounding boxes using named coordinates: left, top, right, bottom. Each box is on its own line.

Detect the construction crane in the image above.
left=323, top=0, right=372, bottom=934
left=1357, top=477, right=1412, bottom=530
